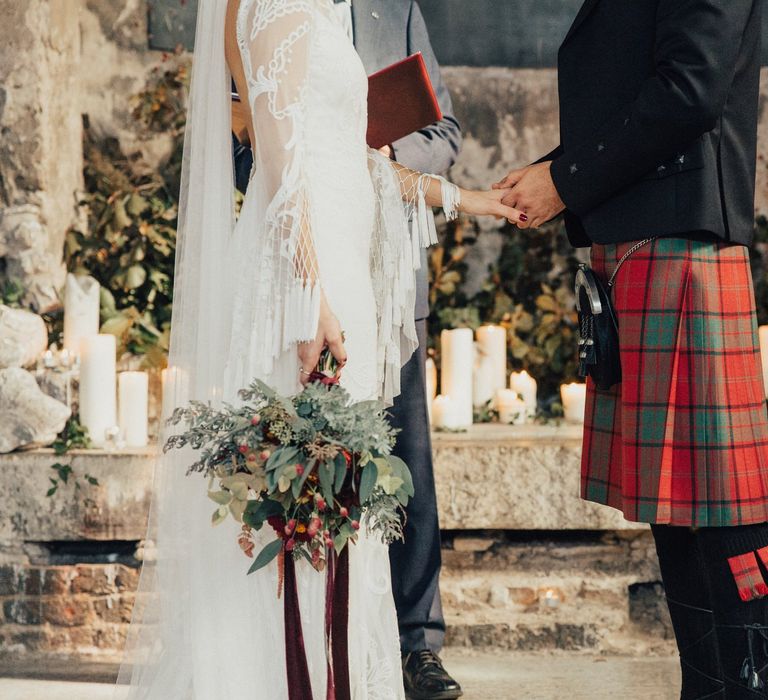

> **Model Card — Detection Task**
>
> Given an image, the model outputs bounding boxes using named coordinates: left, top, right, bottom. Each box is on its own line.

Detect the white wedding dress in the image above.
left=117, top=1, right=453, bottom=698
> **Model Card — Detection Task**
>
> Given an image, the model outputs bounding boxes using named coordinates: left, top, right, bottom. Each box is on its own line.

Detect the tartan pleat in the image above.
left=581, top=237, right=768, bottom=526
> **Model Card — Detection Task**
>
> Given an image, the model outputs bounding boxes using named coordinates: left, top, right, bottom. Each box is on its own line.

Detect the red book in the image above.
left=366, top=53, right=443, bottom=150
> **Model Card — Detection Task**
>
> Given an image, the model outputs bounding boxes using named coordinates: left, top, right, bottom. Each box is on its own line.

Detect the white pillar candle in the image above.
left=440, top=328, right=474, bottom=427
left=79, top=334, right=117, bottom=446
left=495, top=388, right=526, bottom=425
left=425, top=357, right=437, bottom=404
left=473, top=350, right=496, bottom=407
left=510, top=370, right=538, bottom=416
left=119, top=371, right=149, bottom=447
left=476, top=325, right=507, bottom=393
left=432, top=394, right=463, bottom=430
left=63, top=274, right=100, bottom=353
left=759, top=326, right=768, bottom=398
left=425, top=358, right=437, bottom=424
left=561, top=382, right=587, bottom=424
left=161, top=366, right=191, bottom=419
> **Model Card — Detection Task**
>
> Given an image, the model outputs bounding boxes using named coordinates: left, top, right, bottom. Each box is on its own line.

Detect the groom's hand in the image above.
left=493, top=162, right=565, bottom=229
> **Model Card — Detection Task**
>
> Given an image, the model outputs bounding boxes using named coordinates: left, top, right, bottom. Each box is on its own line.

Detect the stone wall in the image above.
left=0, top=1, right=83, bottom=311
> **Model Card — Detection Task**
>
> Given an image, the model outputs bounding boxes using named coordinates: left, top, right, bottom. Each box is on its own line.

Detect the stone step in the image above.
left=440, top=531, right=674, bottom=654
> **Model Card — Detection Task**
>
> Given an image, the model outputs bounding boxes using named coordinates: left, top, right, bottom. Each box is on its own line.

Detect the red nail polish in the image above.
left=519, top=214, right=529, bottom=222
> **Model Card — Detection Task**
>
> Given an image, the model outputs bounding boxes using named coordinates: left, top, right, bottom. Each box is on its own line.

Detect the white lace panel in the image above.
left=235, top=0, right=322, bottom=370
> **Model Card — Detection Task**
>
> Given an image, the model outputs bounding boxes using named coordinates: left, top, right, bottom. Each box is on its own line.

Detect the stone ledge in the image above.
left=0, top=425, right=642, bottom=543
left=432, top=425, right=643, bottom=531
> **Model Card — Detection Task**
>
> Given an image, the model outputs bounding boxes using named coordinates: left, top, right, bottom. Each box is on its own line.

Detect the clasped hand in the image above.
left=492, top=161, right=565, bottom=229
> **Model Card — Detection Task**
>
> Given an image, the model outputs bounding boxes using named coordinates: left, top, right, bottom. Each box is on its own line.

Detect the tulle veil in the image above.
left=115, top=0, right=245, bottom=696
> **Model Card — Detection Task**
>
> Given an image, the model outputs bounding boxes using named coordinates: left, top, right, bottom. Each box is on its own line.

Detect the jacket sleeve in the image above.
left=550, top=0, right=757, bottom=217
left=390, top=1, right=462, bottom=174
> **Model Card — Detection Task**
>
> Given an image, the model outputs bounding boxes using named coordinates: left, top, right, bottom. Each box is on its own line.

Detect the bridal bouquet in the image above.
left=164, top=367, right=414, bottom=575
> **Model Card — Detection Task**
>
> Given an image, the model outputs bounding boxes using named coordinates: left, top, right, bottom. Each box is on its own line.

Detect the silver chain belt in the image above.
left=606, top=237, right=658, bottom=288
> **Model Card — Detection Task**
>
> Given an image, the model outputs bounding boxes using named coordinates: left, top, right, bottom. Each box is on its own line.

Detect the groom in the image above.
left=497, top=0, right=767, bottom=695
left=233, top=2, right=463, bottom=698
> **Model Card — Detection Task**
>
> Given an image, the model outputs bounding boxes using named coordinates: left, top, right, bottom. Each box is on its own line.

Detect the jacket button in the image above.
left=597, top=142, right=605, bottom=152
left=623, top=117, right=630, bottom=126
left=677, top=154, right=685, bottom=164
left=569, top=163, right=579, bottom=175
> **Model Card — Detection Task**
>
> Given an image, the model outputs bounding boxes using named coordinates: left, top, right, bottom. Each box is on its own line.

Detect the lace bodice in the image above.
left=227, top=0, right=449, bottom=406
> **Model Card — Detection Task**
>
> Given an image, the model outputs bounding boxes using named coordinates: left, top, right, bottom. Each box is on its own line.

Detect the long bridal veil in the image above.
left=115, top=0, right=242, bottom=696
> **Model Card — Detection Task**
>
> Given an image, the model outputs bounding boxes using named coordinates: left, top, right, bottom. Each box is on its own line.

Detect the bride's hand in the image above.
left=459, top=188, right=528, bottom=224
left=298, top=293, right=347, bottom=385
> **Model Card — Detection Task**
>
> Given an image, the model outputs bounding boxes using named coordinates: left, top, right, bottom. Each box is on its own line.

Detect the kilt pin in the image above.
left=581, top=237, right=768, bottom=527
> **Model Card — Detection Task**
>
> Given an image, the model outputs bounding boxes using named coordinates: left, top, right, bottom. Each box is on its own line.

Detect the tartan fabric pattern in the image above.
left=727, top=551, right=768, bottom=602
left=581, top=237, right=768, bottom=526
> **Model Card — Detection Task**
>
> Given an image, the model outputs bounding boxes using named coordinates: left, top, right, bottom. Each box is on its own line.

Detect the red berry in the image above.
left=259, top=450, right=271, bottom=461
left=238, top=445, right=248, bottom=454
left=325, top=538, right=334, bottom=548
left=351, top=520, right=360, bottom=531
left=287, top=519, right=297, bottom=530
left=285, top=539, right=295, bottom=552
left=251, top=414, right=261, bottom=425
left=295, top=464, right=304, bottom=476
left=339, top=507, right=349, bottom=518
left=316, top=498, right=326, bottom=511
left=284, top=525, right=293, bottom=536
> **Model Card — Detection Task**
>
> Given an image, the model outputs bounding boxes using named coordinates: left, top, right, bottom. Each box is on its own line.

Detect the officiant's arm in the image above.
left=389, top=1, right=462, bottom=175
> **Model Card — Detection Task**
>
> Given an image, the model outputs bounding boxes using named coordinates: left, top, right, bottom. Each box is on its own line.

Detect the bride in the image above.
left=117, top=1, right=523, bottom=698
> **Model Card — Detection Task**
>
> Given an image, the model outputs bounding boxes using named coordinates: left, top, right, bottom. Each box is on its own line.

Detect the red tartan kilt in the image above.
left=581, top=237, right=768, bottom=526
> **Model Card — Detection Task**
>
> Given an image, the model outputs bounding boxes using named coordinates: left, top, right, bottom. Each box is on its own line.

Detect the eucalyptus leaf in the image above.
left=247, top=538, right=283, bottom=575
left=207, top=490, right=232, bottom=506
left=334, top=453, right=347, bottom=489
left=387, top=455, right=414, bottom=497
left=359, top=462, right=378, bottom=503
left=319, top=461, right=334, bottom=502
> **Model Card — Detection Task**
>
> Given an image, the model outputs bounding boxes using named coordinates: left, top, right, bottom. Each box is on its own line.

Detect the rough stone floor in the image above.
left=0, top=650, right=681, bottom=699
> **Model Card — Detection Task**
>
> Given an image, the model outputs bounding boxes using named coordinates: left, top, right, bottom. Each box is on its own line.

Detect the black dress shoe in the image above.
left=402, top=650, right=463, bottom=700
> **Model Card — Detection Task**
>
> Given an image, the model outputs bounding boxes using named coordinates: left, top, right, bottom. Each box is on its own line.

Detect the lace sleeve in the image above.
left=367, top=149, right=460, bottom=403
left=236, top=0, right=321, bottom=364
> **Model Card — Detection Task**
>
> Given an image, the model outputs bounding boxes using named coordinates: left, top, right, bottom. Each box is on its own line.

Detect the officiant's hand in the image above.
left=459, top=188, right=529, bottom=224
left=298, top=294, right=346, bottom=384
left=493, top=162, right=565, bottom=228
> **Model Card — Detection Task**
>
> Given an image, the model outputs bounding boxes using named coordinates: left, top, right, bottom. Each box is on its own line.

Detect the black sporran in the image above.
left=575, top=238, right=656, bottom=391
left=575, top=265, right=621, bottom=390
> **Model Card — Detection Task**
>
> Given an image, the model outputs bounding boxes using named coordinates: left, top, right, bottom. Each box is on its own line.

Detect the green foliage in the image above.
left=46, top=416, right=99, bottom=498
left=46, top=462, right=99, bottom=499
left=52, top=415, right=92, bottom=455
left=63, top=55, right=189, bottom=363
left=0, top=278, right=24, bottom=307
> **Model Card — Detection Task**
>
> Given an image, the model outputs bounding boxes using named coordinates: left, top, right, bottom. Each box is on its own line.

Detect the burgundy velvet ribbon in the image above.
left=331, top=547, right=351, bottom=700
left=284, top=552, right=314, bottom=700
left=325, top=550, right=336, bottom=700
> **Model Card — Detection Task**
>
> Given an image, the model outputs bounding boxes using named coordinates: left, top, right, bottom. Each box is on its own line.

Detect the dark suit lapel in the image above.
left=562, top=0, right=601, bottom=46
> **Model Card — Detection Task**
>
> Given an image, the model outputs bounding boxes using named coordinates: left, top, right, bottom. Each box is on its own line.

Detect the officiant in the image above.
left=233, top=2, right=463, bottom=698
